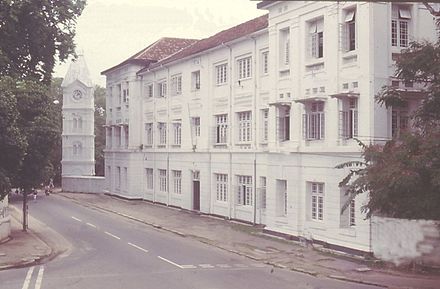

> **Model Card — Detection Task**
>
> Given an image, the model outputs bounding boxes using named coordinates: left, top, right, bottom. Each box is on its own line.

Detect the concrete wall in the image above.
left=62, top=176, right=106, bottom=193
left=0, top=198, right=11, bottom=242
left=372, top=216, right=440, bottom=266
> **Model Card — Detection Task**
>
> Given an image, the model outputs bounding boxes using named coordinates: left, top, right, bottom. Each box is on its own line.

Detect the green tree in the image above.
left=338, top=41, right=440, bottom=220
left=0, top=0, right=85, bottom=200
left=0, top=0, right=86, bottom=83
left=94, top=85, right=106, bottom=176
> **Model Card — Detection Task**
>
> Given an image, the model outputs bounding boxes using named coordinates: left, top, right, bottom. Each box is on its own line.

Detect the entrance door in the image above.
left=192, top=171, right=200, bottom=211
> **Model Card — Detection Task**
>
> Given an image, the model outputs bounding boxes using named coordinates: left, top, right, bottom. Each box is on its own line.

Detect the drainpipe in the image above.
left=153, top=70, right=157, bottom=203
left=222, top=42, right=233, bottom=220
left=166, top=65, right=170, bottom=207
left=251, top=35, right=258, bottom=225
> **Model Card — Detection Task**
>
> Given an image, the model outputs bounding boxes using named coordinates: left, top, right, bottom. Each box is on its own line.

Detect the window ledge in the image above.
left=342, top=50, right=357, bottom=59
left=305, top=59, right=324, bottom=68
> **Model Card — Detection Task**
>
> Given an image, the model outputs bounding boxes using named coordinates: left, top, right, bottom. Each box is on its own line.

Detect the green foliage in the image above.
left=94, top=85, right=106, bottom=176
left=338, top=40, right=440, bottom=220
left=0, top=0, right=86, bottom=83
left=0, top=0, right=84, bottom=198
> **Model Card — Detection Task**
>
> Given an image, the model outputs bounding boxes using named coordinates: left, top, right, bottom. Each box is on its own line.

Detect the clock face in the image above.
left=72, top=89, right=83, bottom=101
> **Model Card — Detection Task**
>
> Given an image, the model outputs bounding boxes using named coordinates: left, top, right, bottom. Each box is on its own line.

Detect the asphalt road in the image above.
left=1, top=195, right=379, bottom=289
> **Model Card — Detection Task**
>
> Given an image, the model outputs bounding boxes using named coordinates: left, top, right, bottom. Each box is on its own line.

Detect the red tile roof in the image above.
left=101, top=37, right=198, bottom=75
left=140, top=14, right=268, bottom=73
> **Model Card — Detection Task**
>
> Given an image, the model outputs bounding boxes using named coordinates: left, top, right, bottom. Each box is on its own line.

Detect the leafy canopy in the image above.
left=338, top=40, right=440, bottom=220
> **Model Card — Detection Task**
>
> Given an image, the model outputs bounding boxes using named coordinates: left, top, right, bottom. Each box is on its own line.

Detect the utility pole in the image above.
left=22, top=191, right=28, bottom=231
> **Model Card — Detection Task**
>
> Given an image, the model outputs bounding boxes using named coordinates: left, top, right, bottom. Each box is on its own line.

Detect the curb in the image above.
left=55, top=193, right=430, bottom=289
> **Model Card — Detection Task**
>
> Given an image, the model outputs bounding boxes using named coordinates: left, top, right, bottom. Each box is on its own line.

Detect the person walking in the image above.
left=32, top=188, right=37, bottom=201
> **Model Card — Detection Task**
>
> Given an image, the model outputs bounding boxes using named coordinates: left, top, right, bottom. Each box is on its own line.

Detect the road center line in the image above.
left=71, top=216, right=82, bottom=222
left=86, top=222, right=97, bottom=228
left=21, top=266, right=34, bottom=289
left=157, top=256, right=183, bottom=268
left=127, top=242, right=149, bottom=253
left=34, top=266, right=44, bottom=289
left=104, top=231, right=121, bottom=240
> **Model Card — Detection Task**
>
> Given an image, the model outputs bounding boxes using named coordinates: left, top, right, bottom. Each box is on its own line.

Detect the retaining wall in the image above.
left=0, top=198, right=10, bottom=241
left=62, top=176, right=105, bottom=194
left=372, top=216, right=440, bottom=267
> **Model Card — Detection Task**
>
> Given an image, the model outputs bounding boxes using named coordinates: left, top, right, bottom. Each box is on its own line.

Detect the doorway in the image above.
left=192, top=171, right=200, bottom=211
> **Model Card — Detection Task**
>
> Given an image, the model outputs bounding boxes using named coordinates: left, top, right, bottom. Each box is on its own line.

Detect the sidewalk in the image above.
left=58, top=192, right=440, bottom=289
left=0, top=205, right=52, bottom=270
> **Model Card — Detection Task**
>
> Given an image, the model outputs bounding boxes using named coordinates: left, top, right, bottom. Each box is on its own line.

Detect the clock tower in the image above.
left=61, top=53, right=95, bottom=176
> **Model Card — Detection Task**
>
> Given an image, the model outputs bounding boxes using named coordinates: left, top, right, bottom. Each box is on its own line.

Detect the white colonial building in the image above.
left=102, top=1, right=437, bottom=253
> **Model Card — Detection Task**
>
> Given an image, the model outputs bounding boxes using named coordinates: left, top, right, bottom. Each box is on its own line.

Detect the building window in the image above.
left=123, top=82, right=129, bottom=103
left=349, top=199, right=356, bottom=227
left=280, top=28, right=290, bottom=66
left=171, top=74, right=182, bottom=95
left=215, top=114, right=228, bottom=145
left=339, top=98, right=358, bottom=139
left=277, top=106, right=290, bottom=142
left=215, top=173, right=228, bottom=202
left=237, top=111, right=252, bottom=143
left=158, top=169, right=167, bottom=192
left=145, top=123, right=153, bottom=145
left=72, top=142, right=82, bottom=156
left=343, top=9, right=356, bottom=51
left=116, top=166, right=121, bottom=189
left=303, top=101, right=325, bottom=140
left=115, top=126, right=121, bottom=147
left=146, top=84, right=153, bottom=98
left=310, top=182, right=324, bottom=221
left=276, top=180, right=287, bottom=217
left=262, top=51, right=269, bottom=74
left=308, top=18, right=324, bottom=59
left=391, top=5, right=411, bottom=48
left=215, top=63, right=227, bottom=85
left=237, top=175, right=252, bottom=206
left=145, top=168, right=153, bottom=190
left=123, top=125, right=129, bottom=148
left=158, top=122, right=167, bottom=146
left=260, top=177, right=267, bottom=209
left=117, top=84, right=122, bottom=105
left=261, top=109, right=269, bottom=142
left=192, top=71, right=200, bottom=90
left=173, top=122, right=181, bottom=146
left=237, top=56, right=252, bottom=80
left=123, top=167, right=128, bottom=191
left=392, top=104, right=409, bottom=138
left=172, top=170, right=182, bottom=194
left=157, top=81, right=167, bottom=97
left=192, top=117, right=200, bottom=137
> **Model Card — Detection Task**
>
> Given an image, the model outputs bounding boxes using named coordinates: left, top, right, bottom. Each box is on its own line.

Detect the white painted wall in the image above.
left=372, top=216, right=440, bottom=266
left=0, top=198, right=11, bottom=241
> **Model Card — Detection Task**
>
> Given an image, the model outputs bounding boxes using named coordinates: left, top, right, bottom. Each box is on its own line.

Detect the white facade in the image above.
left=102, top=2, right=437, bottom=253
left=62, top=54, right=95, bottom=176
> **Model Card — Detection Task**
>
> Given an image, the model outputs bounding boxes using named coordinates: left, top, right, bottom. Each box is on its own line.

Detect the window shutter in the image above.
left=339, top=111, right=345, bottom=139
left=352, top=109, right=358, bottom=137
left=311, top=34, right=318, bottom=58
left=340, top=23, right=347, bottom=52
left=302, top=114, right=308, bottom=140
left=320, top=113, right=325, bottom=139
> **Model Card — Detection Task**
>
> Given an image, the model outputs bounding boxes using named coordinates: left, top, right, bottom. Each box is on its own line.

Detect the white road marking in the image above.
left=127, top=242, right=149, bottom=253
left=180, top=265, right=197, bottom=269
left=21, top=266, right=34, bottom=289
left=233, top=264, right=248, bottom=268
left=157, top=256, right=183, bottom=268
left=34, top=266, right=44, bottom=289
left=216, top=264, right=231, bottom=268
left=199, top=264, right=215, bottom=268
left=71, top=216, right=82, bottom=222
left=104, top=231, right=121, bottom=240
left=86, top=222, right=97, bottom=228
left=250, top=263, right=266, bottom=268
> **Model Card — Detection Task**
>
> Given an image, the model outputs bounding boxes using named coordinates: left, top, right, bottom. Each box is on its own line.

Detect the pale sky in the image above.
left=54, top=0, right=266, bottom=86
